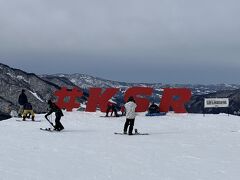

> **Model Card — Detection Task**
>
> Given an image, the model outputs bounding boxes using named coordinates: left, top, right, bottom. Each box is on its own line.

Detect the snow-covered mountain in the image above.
left=1, top=62, right=240, bottom=119
left=43, top=73, right=240, bottom=95
left=187, top=89, right=240, bottom=114
left=0, top=63, right=60, bottom=116
left=42, top=74, right=240, bottom=114
left=41, top=73, right=165, bottom=105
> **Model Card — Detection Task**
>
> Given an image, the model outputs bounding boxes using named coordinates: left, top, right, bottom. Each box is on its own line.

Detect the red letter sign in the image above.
left=86, top=88, right=119, bottom=112
left=124, top=87, right=153, bottom=112
left=159, top=88, right=191, bottom=113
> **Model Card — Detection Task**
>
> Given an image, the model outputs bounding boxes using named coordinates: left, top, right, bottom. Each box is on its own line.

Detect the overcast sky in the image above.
left=0, top=0, right=240, bottom=84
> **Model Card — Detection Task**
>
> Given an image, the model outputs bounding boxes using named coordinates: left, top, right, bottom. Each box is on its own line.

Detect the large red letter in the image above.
left=159, top=88, right=191, bottom=113
left=86, top=88, right=119, bottom=112
left=124, top=87, right=153, bottom=112
left=54, top=87, right=83, bottom=111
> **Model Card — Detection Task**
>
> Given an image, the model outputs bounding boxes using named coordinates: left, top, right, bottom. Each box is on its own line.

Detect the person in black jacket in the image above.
left=45, top=100, right=64, bottom=131
left=18, top=89, right=28, bottom=117
left=148, top=102, right=160, bottom=114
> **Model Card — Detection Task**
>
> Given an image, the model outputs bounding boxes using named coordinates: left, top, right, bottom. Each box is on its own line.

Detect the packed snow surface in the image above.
left=1, top=112, right=240, bottom=180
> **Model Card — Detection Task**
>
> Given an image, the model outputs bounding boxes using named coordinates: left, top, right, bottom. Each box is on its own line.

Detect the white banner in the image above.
left=204, top=98, right=229, bottom=108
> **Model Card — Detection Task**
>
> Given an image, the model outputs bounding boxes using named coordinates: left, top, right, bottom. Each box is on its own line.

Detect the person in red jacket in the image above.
left=121, top=105, right=126, bottom=116
left=106, top=102, right=113, bottom=117
left=106, top=101, right=119, bottom=117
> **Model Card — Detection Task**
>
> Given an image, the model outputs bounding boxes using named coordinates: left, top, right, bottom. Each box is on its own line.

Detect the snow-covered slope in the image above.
left=1, top=112, right=240, bottom=180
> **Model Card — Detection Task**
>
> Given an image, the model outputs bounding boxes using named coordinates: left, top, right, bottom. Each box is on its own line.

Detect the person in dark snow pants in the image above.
left=106, top=102, right=119, bottom=117
left=123, top=96, right=137, bottom=135
left=45, top=100, right=64, bottom=131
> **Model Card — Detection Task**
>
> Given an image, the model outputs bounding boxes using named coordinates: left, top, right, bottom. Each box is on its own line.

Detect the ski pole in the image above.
left=45, top=116, right=55, bottom=128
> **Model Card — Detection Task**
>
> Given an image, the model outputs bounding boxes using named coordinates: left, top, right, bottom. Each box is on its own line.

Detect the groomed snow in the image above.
left=1, top=112, right=240, bottom=180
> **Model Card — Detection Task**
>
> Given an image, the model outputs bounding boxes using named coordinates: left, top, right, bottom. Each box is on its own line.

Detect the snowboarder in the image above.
left=148, top=102, right=160, bottom=114
left=123, top=96, right=137, bottom=135
left=18, top=89, right=28, bottom=117
left=45, top=100, right=64, bottom=131
left=22, top=102, right=35, bottom=121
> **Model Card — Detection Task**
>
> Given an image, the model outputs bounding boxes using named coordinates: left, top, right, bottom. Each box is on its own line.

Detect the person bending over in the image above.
left=45, top=100, right=64, bottom=131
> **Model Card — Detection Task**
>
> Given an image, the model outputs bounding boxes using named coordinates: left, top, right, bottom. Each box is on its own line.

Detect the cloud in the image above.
left=0, top=0, right=239, bottom=83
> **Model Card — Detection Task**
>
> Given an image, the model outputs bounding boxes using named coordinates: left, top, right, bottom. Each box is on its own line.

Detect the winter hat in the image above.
left=128, top=96, right=135, bottom=102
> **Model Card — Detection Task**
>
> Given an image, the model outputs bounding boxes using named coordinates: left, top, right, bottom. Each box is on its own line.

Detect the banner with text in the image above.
left=204, top=98, right=229, bottom=108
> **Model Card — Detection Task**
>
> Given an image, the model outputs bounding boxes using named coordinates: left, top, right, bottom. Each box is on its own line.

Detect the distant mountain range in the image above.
left=41, top=73, right=240, bottom=95
left=1, top=63, right=240, bottom=120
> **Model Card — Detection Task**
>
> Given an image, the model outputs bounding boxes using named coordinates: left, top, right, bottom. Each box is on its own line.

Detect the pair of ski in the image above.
left=40, top=117, right=58, bottom=132
left=40, top=128, right=61, bottom=132
left=16, top=119, right=41, bottom=122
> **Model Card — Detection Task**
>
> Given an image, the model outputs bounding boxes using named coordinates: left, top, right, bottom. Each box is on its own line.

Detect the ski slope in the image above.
left=1, top=112, right=240, bottom=180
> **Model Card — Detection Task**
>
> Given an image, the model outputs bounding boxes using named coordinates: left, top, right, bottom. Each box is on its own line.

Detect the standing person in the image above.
left=123, top=96, right=137, bottom=135
left=45, top=100, right=64, bottom=131
left=22, top=102, right=35, bottom=121
left=18, top=89, right=28, bottom=117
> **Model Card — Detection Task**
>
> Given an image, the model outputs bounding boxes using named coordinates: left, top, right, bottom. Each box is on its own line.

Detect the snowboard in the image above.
left=100, top=115, right=123, bottom=118
left=114, top=132, right=149, bottom=135
left=145, top=112, right=167, bottom=116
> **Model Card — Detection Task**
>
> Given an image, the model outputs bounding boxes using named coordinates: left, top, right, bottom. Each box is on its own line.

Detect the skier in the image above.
left=45, top=100, right=64, bottom=131
left=22, top=102, right=35, bottom=121
left=123, top=96, right=137, bottom=135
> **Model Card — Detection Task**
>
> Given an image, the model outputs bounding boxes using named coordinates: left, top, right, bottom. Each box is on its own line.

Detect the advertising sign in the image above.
left=204, top=98, right=229, bottom=108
